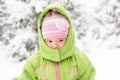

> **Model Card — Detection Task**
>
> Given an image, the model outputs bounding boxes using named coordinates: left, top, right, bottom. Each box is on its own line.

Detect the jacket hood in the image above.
left=38, top=4, right=75, bottom=62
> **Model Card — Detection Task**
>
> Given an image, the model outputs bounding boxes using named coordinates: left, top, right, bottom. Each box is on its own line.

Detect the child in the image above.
left=13, top=4, right=95, bottom=80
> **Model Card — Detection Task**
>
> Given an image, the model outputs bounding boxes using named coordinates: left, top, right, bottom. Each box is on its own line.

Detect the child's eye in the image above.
left=59, top=39, right=63, bottom=42
left=45, top=40, right=53, bottom=43
left=48, top=40, right=52, bottom=43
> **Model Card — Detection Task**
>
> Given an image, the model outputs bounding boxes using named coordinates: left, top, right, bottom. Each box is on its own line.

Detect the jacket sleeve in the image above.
left=76, top=51, right=95, bottom=80
left=12, top=53, right=39, bottom=80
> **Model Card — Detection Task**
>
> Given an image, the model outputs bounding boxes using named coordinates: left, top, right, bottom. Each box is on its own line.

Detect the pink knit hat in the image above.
left=41, top=9, right=69, bottom=39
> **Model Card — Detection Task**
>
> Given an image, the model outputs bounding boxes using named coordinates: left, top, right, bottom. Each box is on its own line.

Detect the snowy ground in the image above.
left=0, top=44, right=25, bottom=80
left=88, top=49, right=120, bottom=80
left=1, top=0, right=120, bottom=80
left=0, top=43, right=120, bottom=80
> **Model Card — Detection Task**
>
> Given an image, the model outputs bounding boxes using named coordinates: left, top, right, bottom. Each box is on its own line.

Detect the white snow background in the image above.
left=0, top=0, right=120, bottom=80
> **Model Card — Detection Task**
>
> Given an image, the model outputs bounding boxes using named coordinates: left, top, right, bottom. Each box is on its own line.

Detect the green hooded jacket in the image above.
left=13, top=4, right=95, bottom=80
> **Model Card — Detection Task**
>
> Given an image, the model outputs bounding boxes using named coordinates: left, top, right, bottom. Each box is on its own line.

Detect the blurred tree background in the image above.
left=0, top=0, right=120, bottom=62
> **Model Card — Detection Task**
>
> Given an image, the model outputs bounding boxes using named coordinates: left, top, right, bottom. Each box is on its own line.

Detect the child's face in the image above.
left=44, top=38, right=67, bottom=50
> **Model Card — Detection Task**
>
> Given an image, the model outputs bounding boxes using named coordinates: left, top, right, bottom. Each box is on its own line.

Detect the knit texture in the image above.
left=41, top=9, right=69, bottom=39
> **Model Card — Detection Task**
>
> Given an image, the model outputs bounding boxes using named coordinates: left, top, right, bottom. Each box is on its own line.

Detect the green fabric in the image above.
left=13, top=4, right=95, bottom=80
left=38, top=4, right=75, bottom=62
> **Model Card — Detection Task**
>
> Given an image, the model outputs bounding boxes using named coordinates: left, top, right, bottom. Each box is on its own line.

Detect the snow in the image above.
left=92, top=54, right=120, bottom=80
left=0, top=0, right=120, bottom=80
left=1, top=41, right=120, bottom=80
left=76, top=39, right=120, bottom=80
left=29, top=0, right=47, bottom=13
left=5, top=0, right=31, bottom=20
left=0, top=44, right=25, bottom=79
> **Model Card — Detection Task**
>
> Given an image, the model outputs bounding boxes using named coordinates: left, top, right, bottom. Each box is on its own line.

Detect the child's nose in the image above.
left=52, top=42, right=58, bottom=49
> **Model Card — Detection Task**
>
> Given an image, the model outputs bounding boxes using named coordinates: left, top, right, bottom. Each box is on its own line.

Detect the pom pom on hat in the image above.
left=41, top=9, right=69, bottom=39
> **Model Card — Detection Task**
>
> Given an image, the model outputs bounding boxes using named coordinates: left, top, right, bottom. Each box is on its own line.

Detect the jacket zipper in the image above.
left=55, top=62, right=60, bottom=80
